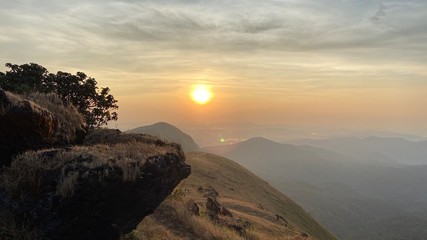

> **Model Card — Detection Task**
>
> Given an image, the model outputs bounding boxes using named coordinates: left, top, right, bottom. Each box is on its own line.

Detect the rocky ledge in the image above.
left=0, top=89, right=191, bottom=240
left=0, top=130, right=191, bottom=240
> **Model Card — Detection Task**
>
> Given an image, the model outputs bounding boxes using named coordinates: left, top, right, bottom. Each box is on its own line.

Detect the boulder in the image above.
left=0, top=131, right=191, bottom=240
left=185, top=199, right=200, bottom=216
left=204, top=189, right=253, bottom=236
left=0, top=89, right=85, bottom=167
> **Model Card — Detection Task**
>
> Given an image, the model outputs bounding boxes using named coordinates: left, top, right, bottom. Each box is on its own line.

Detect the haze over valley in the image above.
left=137, top=122, right=427, bottom=239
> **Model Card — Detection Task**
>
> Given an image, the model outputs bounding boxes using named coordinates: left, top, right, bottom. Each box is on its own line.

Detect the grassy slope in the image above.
left=131, top=152, right=336, bottom=240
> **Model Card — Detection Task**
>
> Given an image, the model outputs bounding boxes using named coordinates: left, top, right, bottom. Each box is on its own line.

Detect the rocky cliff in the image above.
left=0, top=130, right=191, bottom=240
left=0, top=90, right=191, bottom=240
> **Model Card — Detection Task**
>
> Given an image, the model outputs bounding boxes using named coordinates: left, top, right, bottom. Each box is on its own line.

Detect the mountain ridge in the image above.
left=290, top=136, right=427, bottom=165
left=132, top=152, right=337, bottom=240
left=127, top=122, right=200, bottom=152
left=204, top=136, right=427, bottom=239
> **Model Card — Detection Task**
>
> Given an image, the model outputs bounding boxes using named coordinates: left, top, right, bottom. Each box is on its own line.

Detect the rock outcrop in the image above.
left=0, top=127, right=191, bottom=239
left=0, top=89, right=85, bottom=167
left=203, top=186, right=252, bottom=236
left=0, top=90, right=192, bottom=239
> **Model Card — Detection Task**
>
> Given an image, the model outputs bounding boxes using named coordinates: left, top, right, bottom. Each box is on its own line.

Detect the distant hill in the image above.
left=127, top=122, right=200, bottom=152
left=130, top=152, right=337, bottom=240
left=290, top=136, right=427, bottom=165
left=204, top=137, right=427, bottom=240
left=205, top=137, right=352, bottom=183
left=176, top=122, right=426, bottom=147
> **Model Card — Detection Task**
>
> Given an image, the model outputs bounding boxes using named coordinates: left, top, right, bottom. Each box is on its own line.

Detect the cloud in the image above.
left=60, top=0, right=426, bottom=52
left=371, top=3, right=388, bottom=23
left=1, top=0, right=424, bottom=52
left=1, top=0, right=427, bottom=93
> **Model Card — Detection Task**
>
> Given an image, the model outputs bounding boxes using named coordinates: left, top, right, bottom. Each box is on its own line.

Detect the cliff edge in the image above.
left=0, top=90, right=191, bottom=240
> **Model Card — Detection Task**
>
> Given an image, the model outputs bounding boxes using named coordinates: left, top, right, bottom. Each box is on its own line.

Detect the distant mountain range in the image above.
left=290, top=136, right=427, bottom=165
left=204, top=136, right=427, bottom=240
left=127, top=122, right=200, bottom=152
left=176, top=122, right=427, bottom=147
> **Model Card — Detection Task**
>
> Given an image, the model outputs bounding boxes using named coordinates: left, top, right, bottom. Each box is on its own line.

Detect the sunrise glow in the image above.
left=191, top=85, right=213, bottom=105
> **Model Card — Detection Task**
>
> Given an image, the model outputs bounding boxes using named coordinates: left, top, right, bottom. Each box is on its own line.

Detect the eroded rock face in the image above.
left=0, top=89, right=85, bottom=167
left=0, top=91, right=192, bottom=239
left=51, top=152, right=190, bottom=240
left=0, top=129, right=191, bottom=240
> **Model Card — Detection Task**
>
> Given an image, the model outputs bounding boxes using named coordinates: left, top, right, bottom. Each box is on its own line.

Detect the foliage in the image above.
left=0, top=63, right=118, bottom=130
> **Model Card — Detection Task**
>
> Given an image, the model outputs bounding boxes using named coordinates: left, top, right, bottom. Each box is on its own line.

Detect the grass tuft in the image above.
left=0, top=90, right=85, bottom=143
left=1, top=141, right=180, bottom=198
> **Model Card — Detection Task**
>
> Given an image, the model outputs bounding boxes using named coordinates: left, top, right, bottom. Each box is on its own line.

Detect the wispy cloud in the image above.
left=371, top=2, right=388, bottom=23
left=1, top=0, right=427, bottom=93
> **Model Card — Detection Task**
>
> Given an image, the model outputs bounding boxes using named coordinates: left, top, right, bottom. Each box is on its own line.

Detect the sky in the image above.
left=1, top=0, right=427, bottom=134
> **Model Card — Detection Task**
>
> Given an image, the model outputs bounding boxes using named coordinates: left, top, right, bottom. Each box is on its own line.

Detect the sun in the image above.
left=191, top=85, right=213, bottom=105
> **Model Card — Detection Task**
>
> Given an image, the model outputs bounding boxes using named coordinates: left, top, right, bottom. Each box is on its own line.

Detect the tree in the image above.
left=0, top=63, right=118, bottom=130
left=0, top=63, right=50, bottom=93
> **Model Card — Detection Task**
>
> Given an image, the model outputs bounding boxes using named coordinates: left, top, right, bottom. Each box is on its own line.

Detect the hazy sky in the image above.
left=1, top=0, right=427, bottom=134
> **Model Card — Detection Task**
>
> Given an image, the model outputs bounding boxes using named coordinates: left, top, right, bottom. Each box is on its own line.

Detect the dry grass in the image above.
left=135, top=190, right=310, bottom=240
left=1, top=90, right=84, bottom=127
left=172, top=201, right=243, bottom=240
left=25, top=92, right=85, bottom=133
left=0, top=89, right=22, bottom=115
left=0, top=90, right=85, bottom=142
left=183, top=152, right=333, bottom=240
left=1, top=141, right=180, bottom=198
left=57, top=171, right=79, bottom=197
left=0, top=90, right=53, bottom=118
left=135, top=196, right=244, bottom=240
left=128, top=216, right=181, bottom=240
left=84, top=128, right=174, bottom=146
left=132, top=152, right=327, bottom=240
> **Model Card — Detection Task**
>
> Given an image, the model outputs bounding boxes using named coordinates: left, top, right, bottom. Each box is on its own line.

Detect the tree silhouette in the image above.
left=0, top=63, right=118, bottom=130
